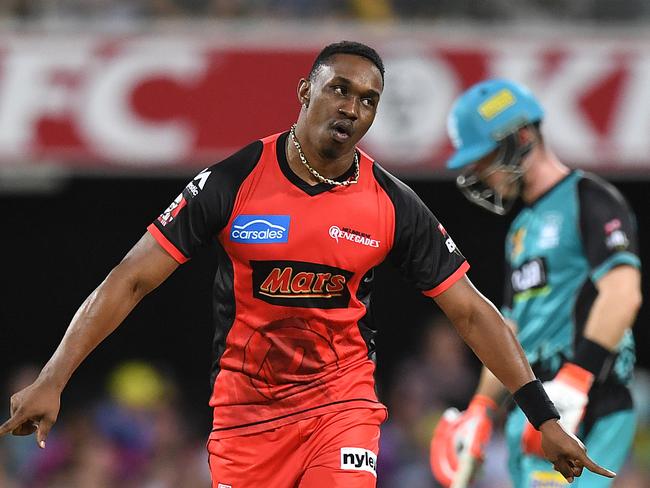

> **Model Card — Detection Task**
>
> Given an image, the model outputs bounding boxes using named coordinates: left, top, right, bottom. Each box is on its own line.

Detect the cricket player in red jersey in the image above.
left=1, top=42, right=615, bottom=487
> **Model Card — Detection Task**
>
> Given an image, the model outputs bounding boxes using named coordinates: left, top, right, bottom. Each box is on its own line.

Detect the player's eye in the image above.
left=333, top=85, right=347, bottom=96
left=362, top=97, right=376, bottom=108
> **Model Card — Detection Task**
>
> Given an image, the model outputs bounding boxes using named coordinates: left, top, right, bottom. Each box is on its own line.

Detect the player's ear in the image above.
left=298, top=78, right=311, bottom=108
left=518, top=126, right=535, bottom=145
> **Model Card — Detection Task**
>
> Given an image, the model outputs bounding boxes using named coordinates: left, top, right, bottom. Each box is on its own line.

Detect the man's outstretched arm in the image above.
left=434, top=275, right=616, bottom=483
left=0, top=233, right=179, bottom=447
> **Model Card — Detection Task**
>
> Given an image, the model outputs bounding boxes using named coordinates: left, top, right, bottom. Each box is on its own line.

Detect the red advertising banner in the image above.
left=0, top=30, right=649, bottom=175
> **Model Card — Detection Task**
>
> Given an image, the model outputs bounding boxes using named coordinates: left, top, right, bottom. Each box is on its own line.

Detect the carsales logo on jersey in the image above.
left=230, top=215, right=290, bottom=244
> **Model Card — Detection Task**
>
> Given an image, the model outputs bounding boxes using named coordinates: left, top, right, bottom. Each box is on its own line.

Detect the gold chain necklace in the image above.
left=289, top=124, right=359, bottom=187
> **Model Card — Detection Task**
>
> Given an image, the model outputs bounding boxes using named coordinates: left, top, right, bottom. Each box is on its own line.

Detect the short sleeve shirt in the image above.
left=502, top=171, right=639, bottom=384
left=149, top=131, right=469, bottom=437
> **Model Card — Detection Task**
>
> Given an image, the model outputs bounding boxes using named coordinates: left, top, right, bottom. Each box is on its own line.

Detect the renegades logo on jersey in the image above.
left=251, top=260, right=353, bottom=309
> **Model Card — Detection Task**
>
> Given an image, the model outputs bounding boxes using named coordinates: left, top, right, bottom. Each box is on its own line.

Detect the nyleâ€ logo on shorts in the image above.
left=340, top=447, right=377, bottom=477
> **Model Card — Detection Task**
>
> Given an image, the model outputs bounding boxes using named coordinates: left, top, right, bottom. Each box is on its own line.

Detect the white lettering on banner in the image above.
left=80, top=40, right=206, bottom=164
left=0, top=35, right=649, bottom=169
left=610, top=52, right=650, bottom=163
left=0, top=41, right=90, bottom=155
left=536, top=49, right=615, bottom=164
left=365, top=53, right=457, bottom=163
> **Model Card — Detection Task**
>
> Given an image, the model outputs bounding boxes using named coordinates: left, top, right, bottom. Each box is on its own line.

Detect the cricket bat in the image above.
left=450, top=420, right=480, bottom=488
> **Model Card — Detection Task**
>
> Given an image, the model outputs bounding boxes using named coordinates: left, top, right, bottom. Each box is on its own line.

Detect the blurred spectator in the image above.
left=378, top=314, right=476, bottom=487
left=2, top=360, right=210, bottom=488
left=2, top=0, right=649, bottom=21
left=0, top=365, right=41, bottom=487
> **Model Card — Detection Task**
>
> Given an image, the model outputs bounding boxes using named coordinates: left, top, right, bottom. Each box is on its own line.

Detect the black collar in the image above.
left=276, top=131, right=358, bottom=197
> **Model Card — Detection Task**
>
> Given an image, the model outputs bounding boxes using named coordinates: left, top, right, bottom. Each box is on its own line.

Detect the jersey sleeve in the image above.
left=148, top=141, right=263, bottom=263
left=373, top=164, right=469, bottom=297
left=577, top=174, right=641, bottom=282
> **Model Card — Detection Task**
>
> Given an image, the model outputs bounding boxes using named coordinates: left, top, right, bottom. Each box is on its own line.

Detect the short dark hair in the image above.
left=309, top=41, right=385, bottom=84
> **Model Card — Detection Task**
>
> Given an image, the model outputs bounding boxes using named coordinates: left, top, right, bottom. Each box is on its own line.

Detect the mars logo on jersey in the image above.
left=230, top=215, right=290, bottom=244
left=251, top=260, right=353, bottom=308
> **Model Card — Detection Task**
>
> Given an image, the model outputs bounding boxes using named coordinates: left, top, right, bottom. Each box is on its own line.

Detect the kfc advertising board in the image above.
left=0, top=30, right=648, bottom=175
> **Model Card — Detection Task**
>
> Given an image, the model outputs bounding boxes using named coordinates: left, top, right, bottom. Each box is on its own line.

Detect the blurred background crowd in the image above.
left=0, top=0, right=650, bottom=22
left=1, top=1, right=649, bottom=487
left=2, top=315, right=649, bottom=487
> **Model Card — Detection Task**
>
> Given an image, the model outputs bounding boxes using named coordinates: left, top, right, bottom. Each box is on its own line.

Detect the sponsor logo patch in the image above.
left=230, top=215, right=290, bottom=244
left=510, top=227, right=526, bottom=260
left=251, top=260, right=352, bottom=308
left=478, top=89, right=516, bottom=120
left=217, top=484, right=232, bottom=488
left=329, top=225, right=380, bottom=248
left=157, top=193, right=186, bottom=226
left=438, top=223, right=458, bottom=253
left=604, top=218, right=629, bottom=251
left=538, top=213, right=562, bottom=249
left=157, top=168, right=211, bottom=226
left=340, top=447, right=377, bottom=477
left=511, top=257, right=549, bottom=300
left=530, top=470, right=568, bottom=487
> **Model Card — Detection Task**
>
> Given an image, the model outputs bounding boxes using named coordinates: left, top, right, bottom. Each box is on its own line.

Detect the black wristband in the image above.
left=513, top=379, right=560, bottom=430
left=573, top=337, right=615, bottom=380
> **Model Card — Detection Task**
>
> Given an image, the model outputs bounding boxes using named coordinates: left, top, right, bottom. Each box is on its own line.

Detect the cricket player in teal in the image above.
left=430, top=79, right=642, bottom=487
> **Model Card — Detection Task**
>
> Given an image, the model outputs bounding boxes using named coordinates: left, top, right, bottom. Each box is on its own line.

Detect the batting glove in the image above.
left=522, top=363, right=594, bottom=457
left=430, top=395, right=496, bottom=487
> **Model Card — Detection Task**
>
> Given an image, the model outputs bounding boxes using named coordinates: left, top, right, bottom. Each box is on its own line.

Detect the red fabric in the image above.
left=430, top=395, right=495, bottom=487
left=208, top=134, right=394, bottom=437
left=555, top=363, right=594, bottom=392
left=208, top=408, right=385, bottom=488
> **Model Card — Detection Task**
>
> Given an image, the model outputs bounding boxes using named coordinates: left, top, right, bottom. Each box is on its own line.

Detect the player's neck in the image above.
left=286, top=128, right=356, bottom=185
left=521, top=148, right=569, bottom=204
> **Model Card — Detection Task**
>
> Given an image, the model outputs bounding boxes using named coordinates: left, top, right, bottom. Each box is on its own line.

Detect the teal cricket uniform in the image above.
left=501, top=170, right=640, bottom=488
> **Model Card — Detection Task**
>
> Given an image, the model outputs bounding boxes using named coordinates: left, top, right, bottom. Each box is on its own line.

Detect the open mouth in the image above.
left=331, top=121, right=353, bottom=142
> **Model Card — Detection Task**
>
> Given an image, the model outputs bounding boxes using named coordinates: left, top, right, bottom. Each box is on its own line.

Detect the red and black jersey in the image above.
left=148, top=131, right=469, bottom=438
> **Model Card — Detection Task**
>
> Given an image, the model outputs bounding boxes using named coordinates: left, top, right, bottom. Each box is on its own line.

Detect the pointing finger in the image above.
left=579, top=452, right=616, bottom=478
left=0, top=416, right=23, bottom=437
